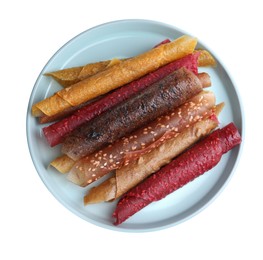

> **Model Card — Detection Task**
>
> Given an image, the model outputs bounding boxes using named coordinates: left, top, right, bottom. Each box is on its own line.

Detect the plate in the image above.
left=27, top=19, right=244, bottom=232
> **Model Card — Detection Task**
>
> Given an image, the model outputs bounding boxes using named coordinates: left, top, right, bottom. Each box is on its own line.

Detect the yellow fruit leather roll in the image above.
left=45, top=50, right=215, bottom=88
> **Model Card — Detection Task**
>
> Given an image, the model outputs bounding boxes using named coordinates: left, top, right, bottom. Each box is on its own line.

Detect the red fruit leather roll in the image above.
left=62, top=67, right=203, bottom=160
left=113, top=123, right=241, bottom=225
left=43, top=52, right=199, bottom=147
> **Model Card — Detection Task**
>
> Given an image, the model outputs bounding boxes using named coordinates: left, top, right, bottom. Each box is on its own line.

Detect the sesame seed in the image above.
left=194, top=115, right=200, bottom=121
left=190, top=102, right=195, bottom=107
left=94, top=161, right=100, bottom=166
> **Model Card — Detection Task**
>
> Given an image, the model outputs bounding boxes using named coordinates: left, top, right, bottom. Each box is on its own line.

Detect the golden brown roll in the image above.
left=45, top=50, right=215, bottom=88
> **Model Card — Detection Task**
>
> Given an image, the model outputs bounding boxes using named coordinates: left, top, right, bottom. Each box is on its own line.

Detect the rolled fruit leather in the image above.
left=65, top=90, right=215, bottom=186
left=44, top=39, right=171, bottom=88
left=113, top=122, right=241, bottom=225
left=45, top=60, right=116, bottom=88
left=62, top=67, right=203, bottom=161
left=83, top=103, right=224, bottom=204
left=32, top=35, right=197, bottom=117
left=45, top=48, right=215, bottom=88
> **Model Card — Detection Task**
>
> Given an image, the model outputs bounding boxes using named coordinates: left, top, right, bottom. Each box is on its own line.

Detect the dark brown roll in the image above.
left=62, top=67, right=203, bottom=160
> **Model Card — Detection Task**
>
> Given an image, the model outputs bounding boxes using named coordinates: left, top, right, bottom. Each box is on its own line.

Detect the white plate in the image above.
left=27, top=19, right=244, bottom=232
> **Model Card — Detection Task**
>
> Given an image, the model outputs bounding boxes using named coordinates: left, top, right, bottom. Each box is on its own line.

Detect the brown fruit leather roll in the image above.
left=62, top=67, right=203, bottom=160
left=113, top=123, right=241, bottom=225
left=67, top=91, right=215, bottom=186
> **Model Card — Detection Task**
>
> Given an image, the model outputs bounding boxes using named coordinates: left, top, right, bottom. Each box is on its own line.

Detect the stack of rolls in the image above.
left=31, top=35, right=241, bottom=225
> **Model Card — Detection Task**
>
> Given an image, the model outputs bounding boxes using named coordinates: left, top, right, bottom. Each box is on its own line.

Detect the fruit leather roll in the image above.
left=113, top=122, right=242, bottom=225
left=45, top=49, right=215, bottom=88
left=45, top=40, right=171, bottom=88
left=83, top=104, right=223, bottom=204
left=42, top=52, right=200, bottom=146
left=63, top=90, right=215, bottom=186
left=45, top=60, right=118, bottom=88
left=61, top=67, right=203, bottom=160
left=31, top=35, right=197, bottom=117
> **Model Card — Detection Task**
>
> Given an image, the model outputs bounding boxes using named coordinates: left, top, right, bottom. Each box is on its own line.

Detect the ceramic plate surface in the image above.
left=27, top=19, right=244, bottom=232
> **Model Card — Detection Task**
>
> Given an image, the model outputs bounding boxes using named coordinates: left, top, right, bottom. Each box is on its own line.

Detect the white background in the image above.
left=1, top=0, right=262, bottom=259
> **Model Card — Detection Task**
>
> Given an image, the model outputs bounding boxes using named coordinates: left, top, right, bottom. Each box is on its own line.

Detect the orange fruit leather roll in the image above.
left=45, top=50, right=215, bottom=89
left=83, top=103, right=224, bottom=205
left=31, top=35, right=197, bottom=117
left=50, top=155, right=75, bottom=174
left=196, top=50, right=217, bottom=67
left=45, top=59, right=122, bottom=88
left=57, top=90, right=215, bottom=186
